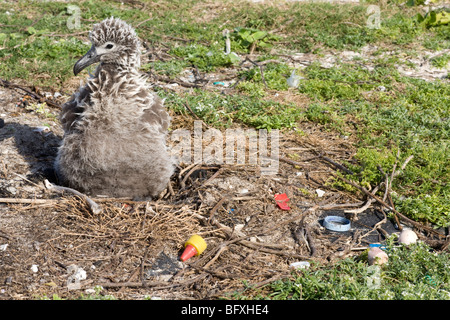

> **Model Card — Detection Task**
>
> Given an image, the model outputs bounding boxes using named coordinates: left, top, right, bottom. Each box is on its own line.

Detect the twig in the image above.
left=44, top=179, right=102, bottom=214
left=148, top=71, right=205, bottom=88
left=0, top=78, right=61, bottom=109
left=203, top=245, right=228, bottom=269
left=98, top=280, right=169, bottom=288
left=320, top=201, right=365, bottom=210
left=333, top=174, right=445, bottom=238
left=200, top=167, right=223, bottom=187
left=180, top=164, right=201, bottom=189
left=249, top=273, right=289, bottom=289
left=0, top=198, right=61, bottom=205
left=344, top=198, right=374, bottom=214
left=239, top=57, right=268, bottom=88
left=208, top=195, right=228, bottom=222
left=178, top=163, right=199, bottom=189
left=319, top=154, right=354, bottom=175
left=183, top=101, right=200, bottom=120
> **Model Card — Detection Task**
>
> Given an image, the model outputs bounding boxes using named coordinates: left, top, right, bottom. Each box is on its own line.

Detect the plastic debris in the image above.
left=31, top=265, right=39, bottom=273
left=368, top=246, right=388, bottom=266
left=213, top=81, right=226, bottom=86
left=180, top=235, right=207, bottom=262
left=274, top=193, right=291, bottom=210
left=315, top=189, right=325, bottom=197
left=67, top=264, right=87, bottom=281
left=323, top=215, right=351, bottom=232
left=398, top=228, right=418, bottom=245
left=0, top=244, right=8, bottom=251
left=223, top=29, right=231, bottom=55
left=287, top=70, right=301, bottom=88
left=290, top=261, right=310, bottom=270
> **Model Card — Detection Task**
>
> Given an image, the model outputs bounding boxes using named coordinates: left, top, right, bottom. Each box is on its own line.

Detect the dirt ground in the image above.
left=0, top=47, right=448, bottom=299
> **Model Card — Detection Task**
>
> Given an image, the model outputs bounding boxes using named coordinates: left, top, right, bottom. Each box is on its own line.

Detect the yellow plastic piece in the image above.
left=184, top=235, right=207, bottom=256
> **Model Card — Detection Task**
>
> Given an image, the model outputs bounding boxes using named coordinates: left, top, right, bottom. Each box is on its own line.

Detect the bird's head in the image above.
left=73, top=17, right=141, bottom=75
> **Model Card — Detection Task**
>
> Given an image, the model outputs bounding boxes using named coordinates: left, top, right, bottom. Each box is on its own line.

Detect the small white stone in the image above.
left=31, top=265, right=39, bottom=273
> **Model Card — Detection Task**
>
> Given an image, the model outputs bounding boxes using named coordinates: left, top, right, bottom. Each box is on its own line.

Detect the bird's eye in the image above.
left=105, top=44, right=114, bottom=49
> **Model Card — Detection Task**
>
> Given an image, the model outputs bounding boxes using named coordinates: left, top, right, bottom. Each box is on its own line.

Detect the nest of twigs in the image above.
left=1, top=124, right=448, bottom=300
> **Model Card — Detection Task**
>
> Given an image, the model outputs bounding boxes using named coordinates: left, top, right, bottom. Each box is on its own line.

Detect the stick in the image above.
left=44, top=180, right=102, bottom=214
left=200, top=167, right=223, bottom=187
left=208, top=195, right=228, bottom=221
left=180, top=164, right=201, bottom=189
left=333, top=174, right=445, bottom=238
left=0, top=78, right=61, bottom=109
left=344, top=198, right=374, bottom=214
left=319, top=154, right=354, bottom=175
left=98, top=280, right=169, bottom=288
left=0, top=198, right=59, bottom=205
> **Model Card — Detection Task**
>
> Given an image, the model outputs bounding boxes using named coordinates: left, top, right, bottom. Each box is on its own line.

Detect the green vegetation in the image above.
left=0, top=0, right=448, bottom=300
left=1, top=0, right=448, bottom=228
left=249, top=237, right=450, bottom=300
left=158, top=88, right=305, bottom=130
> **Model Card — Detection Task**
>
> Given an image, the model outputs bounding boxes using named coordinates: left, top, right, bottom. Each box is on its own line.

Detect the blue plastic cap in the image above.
left=323, top=216, right=351, bottom=232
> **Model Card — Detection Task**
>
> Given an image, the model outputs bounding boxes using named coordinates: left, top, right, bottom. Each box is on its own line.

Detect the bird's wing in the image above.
left=59, top=85, right=91, bottom=134
left=140, top=94, right=170, bottom=134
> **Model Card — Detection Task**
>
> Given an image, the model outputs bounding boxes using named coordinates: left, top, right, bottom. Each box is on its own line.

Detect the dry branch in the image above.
left=333, top=174, right=445, bottom=239
left=44, top=179, right=102, bottom=214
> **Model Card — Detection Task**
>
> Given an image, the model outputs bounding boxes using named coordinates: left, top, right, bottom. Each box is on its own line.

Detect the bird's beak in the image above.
left=73, top=45, right=100, bottom=76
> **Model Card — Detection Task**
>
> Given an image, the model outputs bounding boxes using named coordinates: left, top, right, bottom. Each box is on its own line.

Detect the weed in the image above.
left=431, top=53, right=450, bottom=69
left=259, top=237, right=450, bottom=300
left=159, top=89, right=304, bottom=130
left=170, top=44, right=239, bottom=72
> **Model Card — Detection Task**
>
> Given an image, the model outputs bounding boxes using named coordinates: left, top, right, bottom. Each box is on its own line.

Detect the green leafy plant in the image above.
left=261, top=237, right=450, bottom=300
left=431, top=53, right=450, bottom=68
left=231, top=27, right=280, bottom=52
left=415, top=9, right=450, bottom=28
left=170, top=44, right=239, bottom=72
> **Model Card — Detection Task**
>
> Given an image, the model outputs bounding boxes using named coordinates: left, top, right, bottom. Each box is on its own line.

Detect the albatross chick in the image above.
left=55, top=17, right=174, bottom=198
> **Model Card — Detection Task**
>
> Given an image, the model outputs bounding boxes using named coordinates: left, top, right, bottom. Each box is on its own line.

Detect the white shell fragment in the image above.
left=31, top=265, right=39, bottom=273
left=398, top=229, right=418, bottom=245
left=368, top=247, right=388, bottom=266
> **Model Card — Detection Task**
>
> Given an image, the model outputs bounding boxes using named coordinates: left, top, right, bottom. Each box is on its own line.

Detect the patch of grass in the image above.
left=431, top=53, right=450, bottom=69
left=159, top=89, right=305, bottom=130
left=296, top=61, right=449, bottom=228
left=238, top=62, right=292, bottom=91
left=170, top=44, right=239, bottom=72
left=246, top=237, right=450, bottom=300
left=141, top=59, right=189, bottom=77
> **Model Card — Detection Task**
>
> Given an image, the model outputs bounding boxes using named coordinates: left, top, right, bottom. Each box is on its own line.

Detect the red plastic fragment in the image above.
left=274, top=193, right=291, bottom=210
